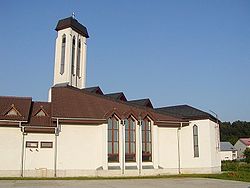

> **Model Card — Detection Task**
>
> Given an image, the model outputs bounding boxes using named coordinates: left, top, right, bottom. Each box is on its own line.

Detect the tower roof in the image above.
left=55, top=17, right=89, bottom=38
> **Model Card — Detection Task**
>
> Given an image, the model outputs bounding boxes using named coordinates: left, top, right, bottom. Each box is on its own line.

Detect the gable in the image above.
left=5, top=106, right=21, bottom=116
left=35, top=109, right=47, bottom=117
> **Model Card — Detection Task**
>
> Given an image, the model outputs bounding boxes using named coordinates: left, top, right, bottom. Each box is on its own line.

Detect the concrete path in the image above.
left=0, top=178, right=249, bottom=188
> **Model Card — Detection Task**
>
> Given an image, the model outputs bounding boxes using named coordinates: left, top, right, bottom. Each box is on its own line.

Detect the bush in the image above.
left=222, top=160, right=250, bottom=172
left=244, top=148, right=250, bottom=163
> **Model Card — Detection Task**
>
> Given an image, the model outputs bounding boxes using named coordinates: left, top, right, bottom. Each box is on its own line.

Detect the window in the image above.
left=71, top=36, right=76, bottom=75
left=193, top=125, right=199, bottom=157
left=76, top=39, right=81, bottom=77
left=26, top=141, right=38, bottom=148
left=60, top=34, right=66, bottom=75
left=6, top=108, right=20, bottom=116
left=142, top=118, right=152, bottom=162
left=35, top=109, right=46, bottom=117
left=125, top=117, right=136, bottom=162
left=108, top=115, right=119, bottom=162
left=41, top=142, right=53, bottom=148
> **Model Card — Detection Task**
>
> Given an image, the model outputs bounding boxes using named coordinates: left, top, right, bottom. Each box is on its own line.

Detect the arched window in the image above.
left=60, top=34, right=66, bottom=75
left=193, top=125, right=199, bottom=157
left=142, top=118, right=152, bottom=162
left=125, top=117, right=136, bottom=162
left=108, top=115, right=119, bottom=162
left=71, top=36, right=76, bottom=75
left=76, top=39, right=81, bottom=77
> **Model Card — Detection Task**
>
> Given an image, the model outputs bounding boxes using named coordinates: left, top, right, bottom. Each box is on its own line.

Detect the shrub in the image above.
left=244, top=148, right=250, bottom=163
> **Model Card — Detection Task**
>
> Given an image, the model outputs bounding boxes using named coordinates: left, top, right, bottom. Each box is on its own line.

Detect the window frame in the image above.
left=60, top=34, right=66, bottom=75
left=71, top=36, right=76, bottom=75
left=40, top=141, right=53, bottom=148
left=26, top=141, right=39, bottom=148
left=142, top=117, right=152, bottom=162
left=193, top=125, right=199, bottom=158
left=108, top=115, right=119, bottom=163
left=76, top=39, right=81, bottom=77
left=125, top=117, right=136, bottom=162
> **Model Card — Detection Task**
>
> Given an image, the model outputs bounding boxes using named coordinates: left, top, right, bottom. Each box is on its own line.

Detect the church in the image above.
left=0, top=16, right=221, bottom=177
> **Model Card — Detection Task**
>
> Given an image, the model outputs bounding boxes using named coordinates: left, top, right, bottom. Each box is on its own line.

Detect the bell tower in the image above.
left=53, top=16, right=89, bottom=89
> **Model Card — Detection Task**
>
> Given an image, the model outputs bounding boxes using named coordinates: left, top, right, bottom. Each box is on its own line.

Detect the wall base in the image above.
left=0, top=166, right=221, bottom=177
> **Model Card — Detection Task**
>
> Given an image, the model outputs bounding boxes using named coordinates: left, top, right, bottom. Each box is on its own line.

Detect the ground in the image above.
left=0, top=178, right=249, bottom=188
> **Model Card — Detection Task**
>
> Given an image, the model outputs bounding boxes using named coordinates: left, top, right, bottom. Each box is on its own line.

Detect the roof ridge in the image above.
left=54, top=86, right=182, bottom=121
left=128, top=98, right=151, bottom=102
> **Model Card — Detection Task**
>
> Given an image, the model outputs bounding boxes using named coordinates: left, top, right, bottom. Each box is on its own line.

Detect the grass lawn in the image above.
left=0, top=161, right=249, bottom=182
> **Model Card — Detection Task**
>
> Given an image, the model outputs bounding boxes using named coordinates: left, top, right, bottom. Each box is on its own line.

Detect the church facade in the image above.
left=0, top=17, right=221, bottom=177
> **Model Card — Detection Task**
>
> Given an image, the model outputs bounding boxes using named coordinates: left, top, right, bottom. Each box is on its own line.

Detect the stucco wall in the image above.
left=23, top=133, right=55, bottom=177
left=220, top=150, right=237, bottom=161
left=180, top=120, right=220, bottom=173
left=54, top=28, right=87, bottom=89
left=234, top=140, right=248, bottom=159
left=0, top=126, right=22, bottom=176
left=158, top=127, right=179, bottom=170
left=57, top=124, right=105, bottom=172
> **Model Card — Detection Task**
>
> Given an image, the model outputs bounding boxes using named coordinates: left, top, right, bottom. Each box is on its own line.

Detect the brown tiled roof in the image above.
left=0, top=96, right=32, bottom=121
left=55, top=17, right=89, bottom=38
left=51, top=86, right=185, bottom=126
left=128, top=98, right=153, bottom=108
left=84, top=86, right=104, bottom=95
left=105, top=92, right=127, bottom=101
left=0, top=86, right=188, bottom=129
left=24, top=102, right=53, bottom=127
left=155, top=105, right=218, bottom=122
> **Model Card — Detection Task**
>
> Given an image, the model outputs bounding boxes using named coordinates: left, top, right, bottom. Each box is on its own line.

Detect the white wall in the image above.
left=209, top=120, right=221, bottom=168
left=53, top=28, right=87, bottom=89
left=180, top=120, right=220, bottom=173
left=0, top=127, right=22, bottom=176
left=57, top=124, right=105, bottom=173
left=23, top=133, right=55, bottom=176
left=234, top=140, right=249, bottom=159
left=220, top=150, right=237, bottom=161
left=158, top=127, right=179, bottom=170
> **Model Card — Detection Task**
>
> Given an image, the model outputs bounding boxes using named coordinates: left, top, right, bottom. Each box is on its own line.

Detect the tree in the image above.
left=220, top=121, right=250, bottom=145
left=244, top=148, right=250, bottom=163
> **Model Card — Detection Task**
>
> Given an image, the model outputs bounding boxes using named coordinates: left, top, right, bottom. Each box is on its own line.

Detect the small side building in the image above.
left=220, top=142, right=237, bottom=161
left=234, top=138, right=250, bottom=159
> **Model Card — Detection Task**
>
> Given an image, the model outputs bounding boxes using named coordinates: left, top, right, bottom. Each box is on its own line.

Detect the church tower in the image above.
left=53, top=16, right=89, bottom=89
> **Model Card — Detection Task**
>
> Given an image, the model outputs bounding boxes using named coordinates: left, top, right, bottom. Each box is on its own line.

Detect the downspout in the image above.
left=20, top=122, right=25, bottom=177
left=54, top=118, right=59, bottom=177
left=121, top=120, right=125, bottom=174
left=138, top=116, right=142, bottom=175
left=177, top=122, right=183, bottom=174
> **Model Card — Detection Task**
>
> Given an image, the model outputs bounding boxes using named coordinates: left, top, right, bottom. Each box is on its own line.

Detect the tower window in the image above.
left=142, top=118, right=152, bottom=162
left=193, top=125, right=199, bottom=157
left=60, top=34, right=66, bottom=75
left=76, top=39, right=81, bottom=77
left=125, top=117, right=136, bottom=162
left=108, top=115, right=119, bottom=162
left=71, top=37, right=76, bottom=75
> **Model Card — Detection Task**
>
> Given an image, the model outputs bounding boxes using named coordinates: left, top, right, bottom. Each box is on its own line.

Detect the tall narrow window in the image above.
left=108, top=115, right=119, bottom=162
left=193, top=125, right=199, bottom=157
left=142, top=118, right=152, bottom=162
left=76, top=39, right=81, bottom=77
left=60, top=34, right=66, bottom=75
left=125, top=117, right=136, bottom=162
left=71, top=36, right=76, bottom=75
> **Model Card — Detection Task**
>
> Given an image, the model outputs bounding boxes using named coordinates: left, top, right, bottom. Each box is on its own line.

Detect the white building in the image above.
left=220, top=142, right=237, bottom=161
left=234, top=138, right=250, bottom=159
left=0, top=16, right=221, bottom=177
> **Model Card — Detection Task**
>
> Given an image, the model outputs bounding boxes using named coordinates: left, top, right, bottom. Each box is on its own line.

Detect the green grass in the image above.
left=0, top=162, right=250, bottom=182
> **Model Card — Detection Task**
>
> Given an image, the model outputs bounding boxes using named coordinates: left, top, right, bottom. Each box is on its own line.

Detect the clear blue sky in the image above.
left=0, top=1, right=249, bottom=122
